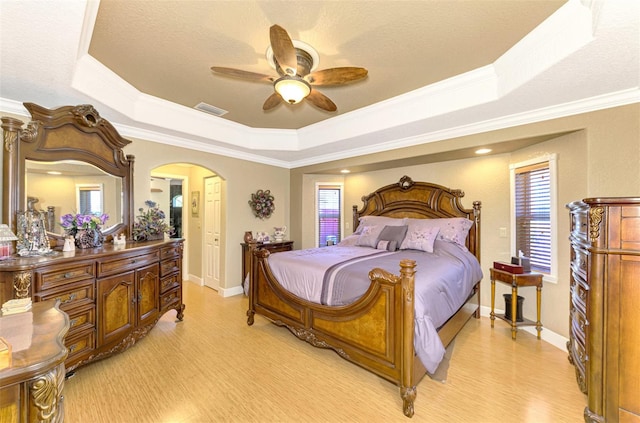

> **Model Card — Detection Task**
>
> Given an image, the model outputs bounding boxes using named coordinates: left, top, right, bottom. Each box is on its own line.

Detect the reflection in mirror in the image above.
left=26, top=160, right=124, bottom=235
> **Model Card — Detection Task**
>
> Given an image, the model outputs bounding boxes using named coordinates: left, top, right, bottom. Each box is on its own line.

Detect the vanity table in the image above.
left=1, top=103, right=185, bottom=373
left=0, top=300, right=69, bottom=423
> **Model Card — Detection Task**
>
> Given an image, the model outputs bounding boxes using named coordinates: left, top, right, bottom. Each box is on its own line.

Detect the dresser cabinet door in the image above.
left=97, top=271, right=135, bottom=347
left=136, top=263, right=160, bottom=327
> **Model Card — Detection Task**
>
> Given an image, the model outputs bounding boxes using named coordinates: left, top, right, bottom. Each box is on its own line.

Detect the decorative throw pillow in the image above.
left=400, top=226, right=440, bottom=253
left=376, top=240, right=397, bottom=251
left=375, top=225, right=408, bottom=251
left=355, top=225, right=386, bottom=248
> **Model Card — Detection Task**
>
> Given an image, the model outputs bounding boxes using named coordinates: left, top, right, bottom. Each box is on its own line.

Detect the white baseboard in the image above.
left=188, top=274, right=203, bottom=286
left=219, top=285, right=244, bottom=297
left=479, top=305, right=568, bottom=351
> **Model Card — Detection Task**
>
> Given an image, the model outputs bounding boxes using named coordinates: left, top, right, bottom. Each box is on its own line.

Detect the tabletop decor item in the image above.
left=60, top=212, right=109, bottom=249
left=132, top=200, right=174, bottom=241
left=248, top=189, right=275, bottom=219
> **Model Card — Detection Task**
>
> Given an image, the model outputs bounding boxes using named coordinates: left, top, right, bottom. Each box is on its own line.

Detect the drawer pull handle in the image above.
left=60, top=293, right=77, bottom=304
left=131, top=259, right=137, bottom=264
left=70, top=318, right=78, bottom=327
left=64, top=272, right=73, bottom=278
left=69, top=344, right=77, bottom=353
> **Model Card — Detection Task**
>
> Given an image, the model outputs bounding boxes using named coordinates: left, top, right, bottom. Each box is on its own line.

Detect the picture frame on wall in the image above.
left=191, top=191, right=200, bottom=217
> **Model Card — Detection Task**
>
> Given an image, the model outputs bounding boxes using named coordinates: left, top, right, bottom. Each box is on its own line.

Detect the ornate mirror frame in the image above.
left=1, top=103, right=134, bottom=247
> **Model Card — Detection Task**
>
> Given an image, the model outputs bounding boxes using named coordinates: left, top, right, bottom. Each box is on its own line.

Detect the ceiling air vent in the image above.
left=194, top=102, right=228, bottom=117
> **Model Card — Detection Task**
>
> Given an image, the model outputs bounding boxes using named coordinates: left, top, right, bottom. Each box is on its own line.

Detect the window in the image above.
left=76, top=184, right=103, bottom=215
left=510, top=154, right=557, bottom=282
left=316, top=183, right=343, bottom=247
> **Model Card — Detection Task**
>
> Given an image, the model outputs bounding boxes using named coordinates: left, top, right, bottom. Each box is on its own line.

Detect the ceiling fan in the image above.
left=211, top=24, right=368, bottom=112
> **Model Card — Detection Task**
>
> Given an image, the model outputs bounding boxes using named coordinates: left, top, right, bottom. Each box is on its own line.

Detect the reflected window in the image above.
left=77, top=184, right=103, bottom=214
left=172, top=195, right=183, bottom=207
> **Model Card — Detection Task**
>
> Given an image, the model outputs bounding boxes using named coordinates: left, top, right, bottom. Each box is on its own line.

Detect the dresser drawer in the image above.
left=570, top=246, right=588, bottom=280
left=65, top=328, right=96, bottom=368
left=570, top=207, right=589, bottom=242
left=67, top=303, right=96, bottom=337
left=160, top=244, right=182, bottom=260
left=571, top=306, right=588, bottom=346
left=160, top=257, right=181, bottom=278
left=36, top=280, right=95, bottom=311
left=160, top=273, right=181, bottom=294
left=569, top=336, right=588, bottom=394
left=35, top=260, right=95, bottom=291
left=97, top=251, right=159, bottom=277
left=160, top=286, right=181, bottom=313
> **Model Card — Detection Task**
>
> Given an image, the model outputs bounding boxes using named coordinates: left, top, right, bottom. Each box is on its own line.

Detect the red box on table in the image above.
left=493, top=261, right=524, bottom=274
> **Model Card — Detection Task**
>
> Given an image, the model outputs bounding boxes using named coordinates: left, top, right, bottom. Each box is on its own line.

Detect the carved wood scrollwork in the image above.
left=283, top=323, right=350, bottom=360
left=589, top=207, right=604, bottom=241
left=72, top=104, right=103, bottom=128
left=30, top=363, right=64, bottom=423
left=398, top=175, right=414, bottom=190
left=13, top=270, right=32, bottom=298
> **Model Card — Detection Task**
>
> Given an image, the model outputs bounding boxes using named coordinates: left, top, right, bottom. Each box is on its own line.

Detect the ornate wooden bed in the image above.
left=246, top=176, right=481, bottom=417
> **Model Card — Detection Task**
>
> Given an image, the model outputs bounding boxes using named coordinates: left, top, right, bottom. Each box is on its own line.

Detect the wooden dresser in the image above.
left=567, top=198, right=640, bottom=422
left=0, top=239, right=184, bottom=373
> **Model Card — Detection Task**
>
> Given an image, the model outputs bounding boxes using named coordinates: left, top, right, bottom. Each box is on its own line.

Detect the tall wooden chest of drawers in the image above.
left=567, top=198, right=640, bottom=422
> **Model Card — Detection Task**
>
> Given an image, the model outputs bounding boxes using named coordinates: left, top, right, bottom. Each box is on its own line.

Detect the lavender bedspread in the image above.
left=267, top=240, right=483, bottom=373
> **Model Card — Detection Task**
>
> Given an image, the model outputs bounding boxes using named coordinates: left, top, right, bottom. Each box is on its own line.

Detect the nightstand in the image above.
left=490, top=268, right=543, bottom=340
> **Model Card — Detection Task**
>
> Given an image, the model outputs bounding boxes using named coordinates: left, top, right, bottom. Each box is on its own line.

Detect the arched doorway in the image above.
left=151, top=163, right=224, bottom=291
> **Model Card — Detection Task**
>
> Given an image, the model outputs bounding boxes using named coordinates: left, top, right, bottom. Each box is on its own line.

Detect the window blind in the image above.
left=317, top=186, right=341, bottom=247
left=514, top=162, right=551, bottom=273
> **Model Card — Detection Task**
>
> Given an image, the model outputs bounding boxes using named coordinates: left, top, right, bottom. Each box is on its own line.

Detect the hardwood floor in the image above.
left=64, top=281, right=586, bottom=422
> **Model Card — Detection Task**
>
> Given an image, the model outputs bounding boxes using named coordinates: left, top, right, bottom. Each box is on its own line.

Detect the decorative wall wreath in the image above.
left=248, top=189, right=275, bottom=219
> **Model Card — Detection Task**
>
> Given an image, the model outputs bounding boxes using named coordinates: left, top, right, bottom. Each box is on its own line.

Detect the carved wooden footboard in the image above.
left=246, top=176, right=482, bottom=418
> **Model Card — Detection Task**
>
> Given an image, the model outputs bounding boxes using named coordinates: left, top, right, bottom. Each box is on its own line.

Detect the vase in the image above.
left=75, top=229, right=104, bottom=249
left=243, top=231, right=253, bottom=243
left=146, top=233, right=164, bottom=241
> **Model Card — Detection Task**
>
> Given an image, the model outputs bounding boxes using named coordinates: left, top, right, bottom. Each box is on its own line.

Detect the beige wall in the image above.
left=123, top=137, right=290, bottom=292
left=291, top=103, right=639, bottom=339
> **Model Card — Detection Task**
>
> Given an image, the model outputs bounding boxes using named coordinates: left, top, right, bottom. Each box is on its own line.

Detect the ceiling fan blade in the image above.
left=305, top=67, right=368, bottom=85
left=211, top=67, right=274, bottom=83
left=269, top=24, right=298, bottom=76
left=262, top=92, right=282, bottom=111
left=306, top=90, right=337, bottom=112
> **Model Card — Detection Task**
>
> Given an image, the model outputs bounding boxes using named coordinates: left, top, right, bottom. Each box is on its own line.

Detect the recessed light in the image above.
left=475, top=148, right=492, bottom=155
left=340, top=169, right=350, bottom=174
left=47, top=171, right=62, bottom=175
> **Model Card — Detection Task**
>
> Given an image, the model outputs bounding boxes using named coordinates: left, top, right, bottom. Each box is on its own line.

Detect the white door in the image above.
left=204, top=176, right=221, bottom=290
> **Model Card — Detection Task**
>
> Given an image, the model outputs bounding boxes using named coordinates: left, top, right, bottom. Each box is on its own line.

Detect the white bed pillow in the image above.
left=337, top=234, right=359, bottom=246
left=354, top=216, right=406, bottom=234
left=400, top=217, right=473, bottom=250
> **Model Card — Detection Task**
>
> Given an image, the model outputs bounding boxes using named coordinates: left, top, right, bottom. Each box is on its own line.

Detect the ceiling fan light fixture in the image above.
left=274, top=76, right=311, bottom=104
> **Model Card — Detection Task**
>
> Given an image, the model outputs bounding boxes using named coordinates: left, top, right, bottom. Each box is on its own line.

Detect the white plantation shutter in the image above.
left=514, top=162, right=551, bottom=273
left=317, top=185, right=341, bottom=247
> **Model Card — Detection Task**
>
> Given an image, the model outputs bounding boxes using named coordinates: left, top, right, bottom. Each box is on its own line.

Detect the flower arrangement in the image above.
left=60, top=213, right=109, bottom=235
left=248, top=189, right=275, bottom=219
left=132, top=200, right=174, bottom=241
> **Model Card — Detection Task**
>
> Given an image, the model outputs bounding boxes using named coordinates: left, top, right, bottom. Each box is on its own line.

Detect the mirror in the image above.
left=2, top=103, right=134, bottom=248
left=25, top=160, right=124, bottom=235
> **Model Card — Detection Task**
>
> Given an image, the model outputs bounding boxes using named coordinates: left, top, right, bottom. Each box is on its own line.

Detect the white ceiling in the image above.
left=1, top=0, right=638, bottom=169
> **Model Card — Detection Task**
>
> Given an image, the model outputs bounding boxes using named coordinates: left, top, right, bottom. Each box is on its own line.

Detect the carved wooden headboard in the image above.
left=353, top=175, right=481, bottom=261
